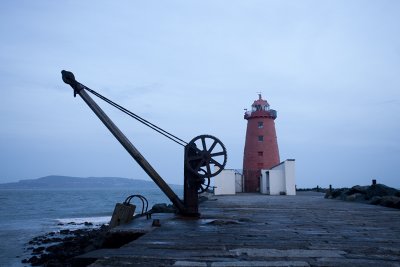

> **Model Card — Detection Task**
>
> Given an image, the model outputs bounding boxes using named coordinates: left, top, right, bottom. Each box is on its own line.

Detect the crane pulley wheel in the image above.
left=195, top=168, right=211, bottom=193
left=197, top=175, right=211, bottom=194
left=185, top=135, right=227, bottom=179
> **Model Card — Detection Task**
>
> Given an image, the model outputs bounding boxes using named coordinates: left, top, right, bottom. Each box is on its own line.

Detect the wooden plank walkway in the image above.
left=80, top=192, right=400, bottom=266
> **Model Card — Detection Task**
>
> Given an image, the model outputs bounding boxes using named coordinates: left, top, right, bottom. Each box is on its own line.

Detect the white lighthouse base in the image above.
left=260, top=159, right=296, bottom=196
left=213, top=159, right=295, bottom=196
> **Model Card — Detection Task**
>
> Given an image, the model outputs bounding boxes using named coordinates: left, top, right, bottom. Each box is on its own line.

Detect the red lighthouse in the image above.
left=242, top=94, right=280, bottom=192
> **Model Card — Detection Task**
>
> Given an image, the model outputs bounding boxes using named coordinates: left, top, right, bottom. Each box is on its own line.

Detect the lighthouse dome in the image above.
left=251, top=94, right=270, bottom=111
left=245, top=94, right=276, bottom=120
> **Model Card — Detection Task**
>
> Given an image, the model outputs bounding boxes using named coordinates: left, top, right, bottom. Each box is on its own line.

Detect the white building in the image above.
left=260, top=159, right=296, bottom=195
left=213, top=159, right=296, bottom=196
left=214, top=169, right=242, bottom=195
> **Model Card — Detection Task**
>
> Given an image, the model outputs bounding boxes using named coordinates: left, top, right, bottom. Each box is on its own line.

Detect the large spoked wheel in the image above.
left=185, top=135, right=227, bottom=179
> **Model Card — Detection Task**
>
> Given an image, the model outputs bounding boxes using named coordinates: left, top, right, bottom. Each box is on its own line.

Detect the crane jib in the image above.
left=61, top=70, right=227, bottom=217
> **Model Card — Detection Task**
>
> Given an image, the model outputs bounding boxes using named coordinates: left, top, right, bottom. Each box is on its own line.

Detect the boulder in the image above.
left=379, top=196, right=400, bottom=209
left=369, top=196, right=382, bottom=205
left=325, top=188, right=348, bottom=199
left=347, top=185, right=368, bottom=195
left=365, top=184, right=399, bottom=200
left=150, top=203, right=176, bottom=213
left=345, top=193, right=365, bottom=202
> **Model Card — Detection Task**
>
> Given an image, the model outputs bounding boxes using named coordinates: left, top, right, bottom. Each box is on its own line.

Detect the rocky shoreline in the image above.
left=22, top=224, right=149, bottom=266
left=325, top=183, right=400, bottom=209
left=22, top=203, right=177, bottom=266
left=23, top=225, right=109, bottom=266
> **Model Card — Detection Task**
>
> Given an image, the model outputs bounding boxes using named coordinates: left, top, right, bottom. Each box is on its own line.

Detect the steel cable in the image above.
left=83, top=86, right=188, bottom=147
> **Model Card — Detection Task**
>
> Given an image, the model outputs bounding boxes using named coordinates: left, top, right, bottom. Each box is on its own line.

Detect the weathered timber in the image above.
left=61, top=70, right=186, bottom=213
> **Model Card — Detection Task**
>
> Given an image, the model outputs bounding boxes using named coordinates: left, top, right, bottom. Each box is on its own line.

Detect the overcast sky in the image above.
left=0, top=0, right=399, bottom=188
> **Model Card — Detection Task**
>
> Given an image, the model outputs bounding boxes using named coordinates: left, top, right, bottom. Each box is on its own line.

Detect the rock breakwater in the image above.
left=325, top=184, right=400, bottom=209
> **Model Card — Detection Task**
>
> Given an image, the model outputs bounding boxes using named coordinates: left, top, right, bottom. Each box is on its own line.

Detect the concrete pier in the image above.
left=80, top=192, right=400, bottom=266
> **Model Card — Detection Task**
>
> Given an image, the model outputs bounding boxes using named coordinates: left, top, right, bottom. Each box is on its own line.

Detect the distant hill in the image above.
left=0, top=175, right=176, bottom=189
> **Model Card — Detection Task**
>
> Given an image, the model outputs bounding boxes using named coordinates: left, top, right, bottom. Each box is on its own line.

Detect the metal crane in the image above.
left=61, top=70, right=227, bottom=216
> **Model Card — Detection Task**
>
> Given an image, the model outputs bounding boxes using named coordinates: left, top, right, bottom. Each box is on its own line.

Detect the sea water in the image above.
left=0, top=187, right=182, bottom=266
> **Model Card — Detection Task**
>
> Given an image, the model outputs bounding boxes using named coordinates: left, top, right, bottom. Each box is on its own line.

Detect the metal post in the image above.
left=183, top=146, right=199, bottom=216
left=61, top=70, right=186, bottom=214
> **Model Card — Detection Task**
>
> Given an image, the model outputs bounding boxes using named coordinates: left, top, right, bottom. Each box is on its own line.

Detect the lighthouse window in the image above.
left=258, top=135, right=264, bottom=142
left=258, top=151, right=263, bottom=156
left=258, top=122, right=263, bottom=128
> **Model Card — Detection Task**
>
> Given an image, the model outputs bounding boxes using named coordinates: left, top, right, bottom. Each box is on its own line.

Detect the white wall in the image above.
left=284, top=160, right=296, bottom=195
left=235, top=173, right=243, bottom=193
left=261, top=169, right=282, bottom=194
left=260, top=159, right=296, bottom=196
left=263, top=169, right=285, bottom=195
left=214, top=169, right=237, bottom=195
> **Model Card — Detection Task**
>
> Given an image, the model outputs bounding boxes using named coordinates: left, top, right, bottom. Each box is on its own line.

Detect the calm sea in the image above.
left=0, top=187, right=182, bottom=266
